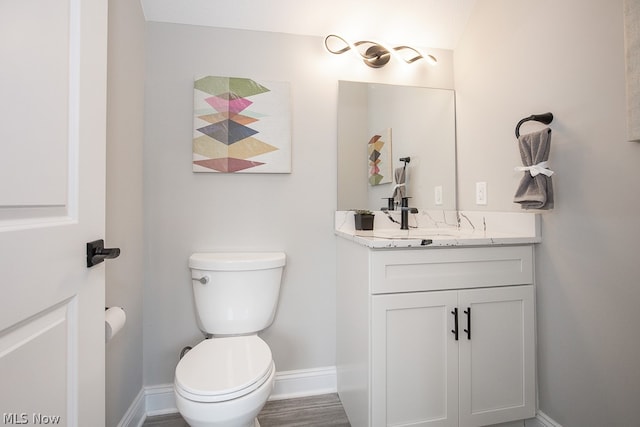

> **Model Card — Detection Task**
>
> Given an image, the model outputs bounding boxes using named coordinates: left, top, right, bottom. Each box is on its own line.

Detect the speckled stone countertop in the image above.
left=335, top=210, right=541, bottom=249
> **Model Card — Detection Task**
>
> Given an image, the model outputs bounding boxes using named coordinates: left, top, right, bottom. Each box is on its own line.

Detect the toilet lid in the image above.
left=189, top=252, right=286, bottom=271
left=175, top=336, right=273, bottom=403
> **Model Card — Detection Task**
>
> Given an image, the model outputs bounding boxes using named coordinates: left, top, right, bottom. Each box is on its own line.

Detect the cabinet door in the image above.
left=372, top=291, right=459, bottom=427
left=458, top=285, right=535, bottom=427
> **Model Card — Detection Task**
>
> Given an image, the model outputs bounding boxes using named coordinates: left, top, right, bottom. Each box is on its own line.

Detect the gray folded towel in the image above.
left=392, top=166, right=406, bottom=205
left=514, top=128, right=554, bottom=210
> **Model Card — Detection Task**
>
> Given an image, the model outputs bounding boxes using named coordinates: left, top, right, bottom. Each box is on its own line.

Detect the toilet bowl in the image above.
left=174, top=336, right=275, bottom=427
left=174, top=252, right=286, bottom=427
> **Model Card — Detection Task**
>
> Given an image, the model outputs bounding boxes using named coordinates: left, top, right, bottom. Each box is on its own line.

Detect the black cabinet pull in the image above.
left=463, top=307, right=471, bottom=340
left=451, top=308, right=459, bottom=340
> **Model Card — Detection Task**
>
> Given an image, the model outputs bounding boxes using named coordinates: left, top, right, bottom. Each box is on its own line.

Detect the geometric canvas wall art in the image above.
left=193, top=76, right=292, bottom=173
left=368, top=128, right=392, bottom=185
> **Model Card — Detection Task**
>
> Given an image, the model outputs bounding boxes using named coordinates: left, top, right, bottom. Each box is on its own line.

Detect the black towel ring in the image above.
left=515, top=112, right=554, bottom=138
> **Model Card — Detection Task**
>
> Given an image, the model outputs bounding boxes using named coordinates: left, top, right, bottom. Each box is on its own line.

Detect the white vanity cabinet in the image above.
left=336, top=239, right=536, bottom=427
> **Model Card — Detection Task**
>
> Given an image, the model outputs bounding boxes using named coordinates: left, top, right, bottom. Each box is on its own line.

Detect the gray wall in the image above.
left=143, top=23, right=454, bottom=385
left=105, top=0, right=145, bottom=424
left=455, top=1, right=640, bottom=425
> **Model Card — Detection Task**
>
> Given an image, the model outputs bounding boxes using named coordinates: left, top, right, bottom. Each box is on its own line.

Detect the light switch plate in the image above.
left=476, top=182, right=487, bottom=205
left=435, top=186, right=443, bottom=205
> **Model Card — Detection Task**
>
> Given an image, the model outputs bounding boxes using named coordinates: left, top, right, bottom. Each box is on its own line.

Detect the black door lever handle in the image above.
left=87, top=239, right=121, bottom=267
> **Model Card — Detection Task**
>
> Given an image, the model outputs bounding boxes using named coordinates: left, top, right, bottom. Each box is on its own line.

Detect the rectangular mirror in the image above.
left=337, top=81, right=457, bottom=211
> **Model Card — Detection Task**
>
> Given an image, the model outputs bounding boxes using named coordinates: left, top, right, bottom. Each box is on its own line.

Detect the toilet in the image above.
left=174, top=252, right=286, bottom=427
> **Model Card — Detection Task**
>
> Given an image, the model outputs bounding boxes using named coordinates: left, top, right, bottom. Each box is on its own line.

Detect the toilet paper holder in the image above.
left=105, top=306, right=126, bottom=342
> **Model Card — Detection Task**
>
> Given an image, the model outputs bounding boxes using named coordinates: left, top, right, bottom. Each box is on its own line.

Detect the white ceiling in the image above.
left=140, top=0, right=477, bottom=50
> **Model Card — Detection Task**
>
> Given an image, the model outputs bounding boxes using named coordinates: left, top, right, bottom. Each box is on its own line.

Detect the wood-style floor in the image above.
left=143, top=393, right=351, bottom=427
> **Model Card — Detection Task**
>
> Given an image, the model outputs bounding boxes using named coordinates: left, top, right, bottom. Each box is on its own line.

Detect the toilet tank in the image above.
left=189, top=252, right=286, bottom=336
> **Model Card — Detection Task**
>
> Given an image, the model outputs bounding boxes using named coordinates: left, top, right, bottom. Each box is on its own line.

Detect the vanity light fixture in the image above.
left=324, top=34, right=437, bottom=68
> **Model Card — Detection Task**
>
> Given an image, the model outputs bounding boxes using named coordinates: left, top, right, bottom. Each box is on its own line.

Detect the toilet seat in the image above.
left=175, top=336, right=274, bottom=403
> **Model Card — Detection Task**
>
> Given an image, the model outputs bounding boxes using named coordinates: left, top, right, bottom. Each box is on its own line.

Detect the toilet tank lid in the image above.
left=189, top=252, right=286, bottom=271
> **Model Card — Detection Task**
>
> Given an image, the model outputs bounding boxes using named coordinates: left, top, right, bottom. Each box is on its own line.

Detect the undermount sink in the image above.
left=371, top=228, right=472, bottom=239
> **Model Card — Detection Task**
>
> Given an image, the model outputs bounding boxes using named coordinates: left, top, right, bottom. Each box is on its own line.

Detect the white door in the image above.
left=0, top=0, right=108, bottom=425
left=372, top=291, right=459, bottom=427
left=458, top=285, right=536, bottom=427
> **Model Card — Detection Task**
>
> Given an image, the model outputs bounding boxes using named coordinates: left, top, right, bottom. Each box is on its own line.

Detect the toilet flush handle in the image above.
left=193, top=276, right=209, bottom=285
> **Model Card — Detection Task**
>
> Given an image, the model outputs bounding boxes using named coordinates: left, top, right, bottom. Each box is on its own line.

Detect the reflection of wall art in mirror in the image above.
left=368, top=128, right=392, bottom=186
left=192, top=75, right=291, bottom=173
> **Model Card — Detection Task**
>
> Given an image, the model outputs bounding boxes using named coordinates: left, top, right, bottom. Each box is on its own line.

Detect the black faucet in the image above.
left=400, top=197, right=417, bottom=230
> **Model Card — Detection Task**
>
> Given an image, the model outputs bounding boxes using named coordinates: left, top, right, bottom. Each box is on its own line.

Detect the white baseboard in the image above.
left=119, top=366, right=338, bottom=426
left=527, top=411, right=563, bottom=427
left=270, top=366, right=337, bottom=400
left=470, top=411, right=561, bottom=427
left=116, top=388, right=146, bottom=427
left=119, top=365, right=561, bottom=427
left=144, top=383, right=180, bottom=416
